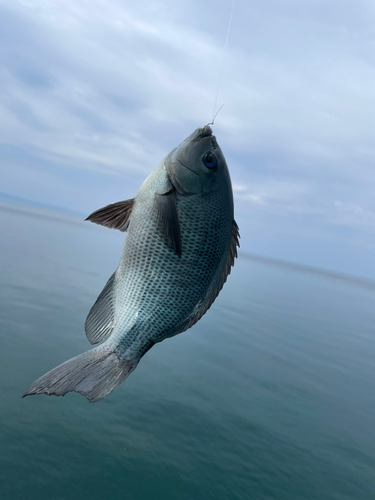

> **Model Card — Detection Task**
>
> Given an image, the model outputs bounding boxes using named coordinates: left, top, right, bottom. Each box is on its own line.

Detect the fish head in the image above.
left=165, top=125, right=231, bottom=195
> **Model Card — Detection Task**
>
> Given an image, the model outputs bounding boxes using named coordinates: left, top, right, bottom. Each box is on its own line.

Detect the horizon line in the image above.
left=1, top=192, right=374, bottom=292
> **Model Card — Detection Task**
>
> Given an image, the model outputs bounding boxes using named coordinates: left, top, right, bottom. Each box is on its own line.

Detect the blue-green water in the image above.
left=1, top=201, right=374, bottom=500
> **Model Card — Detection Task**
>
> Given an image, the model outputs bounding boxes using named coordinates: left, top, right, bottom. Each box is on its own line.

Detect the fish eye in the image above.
left=202, top=152, right=217, bottom=169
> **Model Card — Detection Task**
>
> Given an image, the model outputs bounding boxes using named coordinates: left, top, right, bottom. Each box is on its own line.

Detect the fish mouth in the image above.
left=195, top=125, right=213, bottom=140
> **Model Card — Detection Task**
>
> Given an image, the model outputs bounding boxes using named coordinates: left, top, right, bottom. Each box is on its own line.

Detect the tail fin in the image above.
left=22, top=345, right=137, bottom=403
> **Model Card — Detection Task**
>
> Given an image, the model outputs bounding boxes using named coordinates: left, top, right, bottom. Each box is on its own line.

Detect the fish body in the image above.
left=23, top=125, right=239, bottom=402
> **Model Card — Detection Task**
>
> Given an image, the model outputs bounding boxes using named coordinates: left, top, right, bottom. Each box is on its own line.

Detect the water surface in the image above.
left=0, top=201, right=374, bottom=500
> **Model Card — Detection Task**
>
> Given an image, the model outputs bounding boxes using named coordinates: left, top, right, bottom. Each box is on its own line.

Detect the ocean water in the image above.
left=0, top=200, right=374, bottom=500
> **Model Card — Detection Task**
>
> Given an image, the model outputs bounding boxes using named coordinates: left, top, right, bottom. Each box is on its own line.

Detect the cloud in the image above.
left=235, top=180, right=310, bottom=204
left=0, top=0, right=374, bottom=275
left=333, top=201, right=375, bottom=233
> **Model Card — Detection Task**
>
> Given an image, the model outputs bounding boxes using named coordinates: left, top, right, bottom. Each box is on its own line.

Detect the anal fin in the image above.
left=85, top=272, right=116, bottom=345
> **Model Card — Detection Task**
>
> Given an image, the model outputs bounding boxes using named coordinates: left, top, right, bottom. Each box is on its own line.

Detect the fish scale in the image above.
left=23, top=125, right=239, bottom=403
left=112, top=182, right=232, bottom=353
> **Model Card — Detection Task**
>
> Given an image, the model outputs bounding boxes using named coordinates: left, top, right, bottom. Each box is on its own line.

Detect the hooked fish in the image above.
left=23, top=125, right=239, bottom=403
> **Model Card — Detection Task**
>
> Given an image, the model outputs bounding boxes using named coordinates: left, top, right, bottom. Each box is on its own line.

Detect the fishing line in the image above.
left=207, top=103, right=225, bottom=126
left=210, top=0, right=236, bottom=125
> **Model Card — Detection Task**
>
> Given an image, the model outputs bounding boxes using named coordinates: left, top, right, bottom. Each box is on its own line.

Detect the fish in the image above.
left=23, top=125, right=240, bottom=403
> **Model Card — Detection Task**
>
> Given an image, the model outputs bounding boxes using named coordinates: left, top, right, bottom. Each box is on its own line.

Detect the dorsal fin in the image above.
left=85, top=199, right=134, bottom=232
left=85, top=272, right=116, bottom=344
left=178, top=220, right=240, bottom=332
left=154, top=190, right=182, bottom=257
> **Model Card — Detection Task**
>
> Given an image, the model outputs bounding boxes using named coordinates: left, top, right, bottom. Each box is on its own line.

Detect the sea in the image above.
left=0, top=200, right=374, bottom=500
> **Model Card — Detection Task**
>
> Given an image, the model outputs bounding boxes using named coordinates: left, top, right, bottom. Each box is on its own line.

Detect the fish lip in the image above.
left=194, top=125, right=213, bottom=140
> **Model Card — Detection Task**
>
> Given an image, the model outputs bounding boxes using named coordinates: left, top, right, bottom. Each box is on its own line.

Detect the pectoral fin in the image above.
left=85, top=198, right=134, bottom=232
left=154, top=190, right=182, bottom=257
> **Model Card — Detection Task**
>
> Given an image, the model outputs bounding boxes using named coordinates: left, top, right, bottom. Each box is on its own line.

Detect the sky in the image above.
left=0, top=0, right=374, bottom=279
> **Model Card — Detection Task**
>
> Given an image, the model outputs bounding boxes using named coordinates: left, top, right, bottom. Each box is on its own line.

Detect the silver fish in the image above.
left=23, top=125, right=240, bottom=403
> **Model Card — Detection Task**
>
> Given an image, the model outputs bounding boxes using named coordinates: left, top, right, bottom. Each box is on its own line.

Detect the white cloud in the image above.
left=0, top=0, right=374, bottom=273
left=232, top=184, right=247, bottom=192
left=333, top=201, right=375, bottom=232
